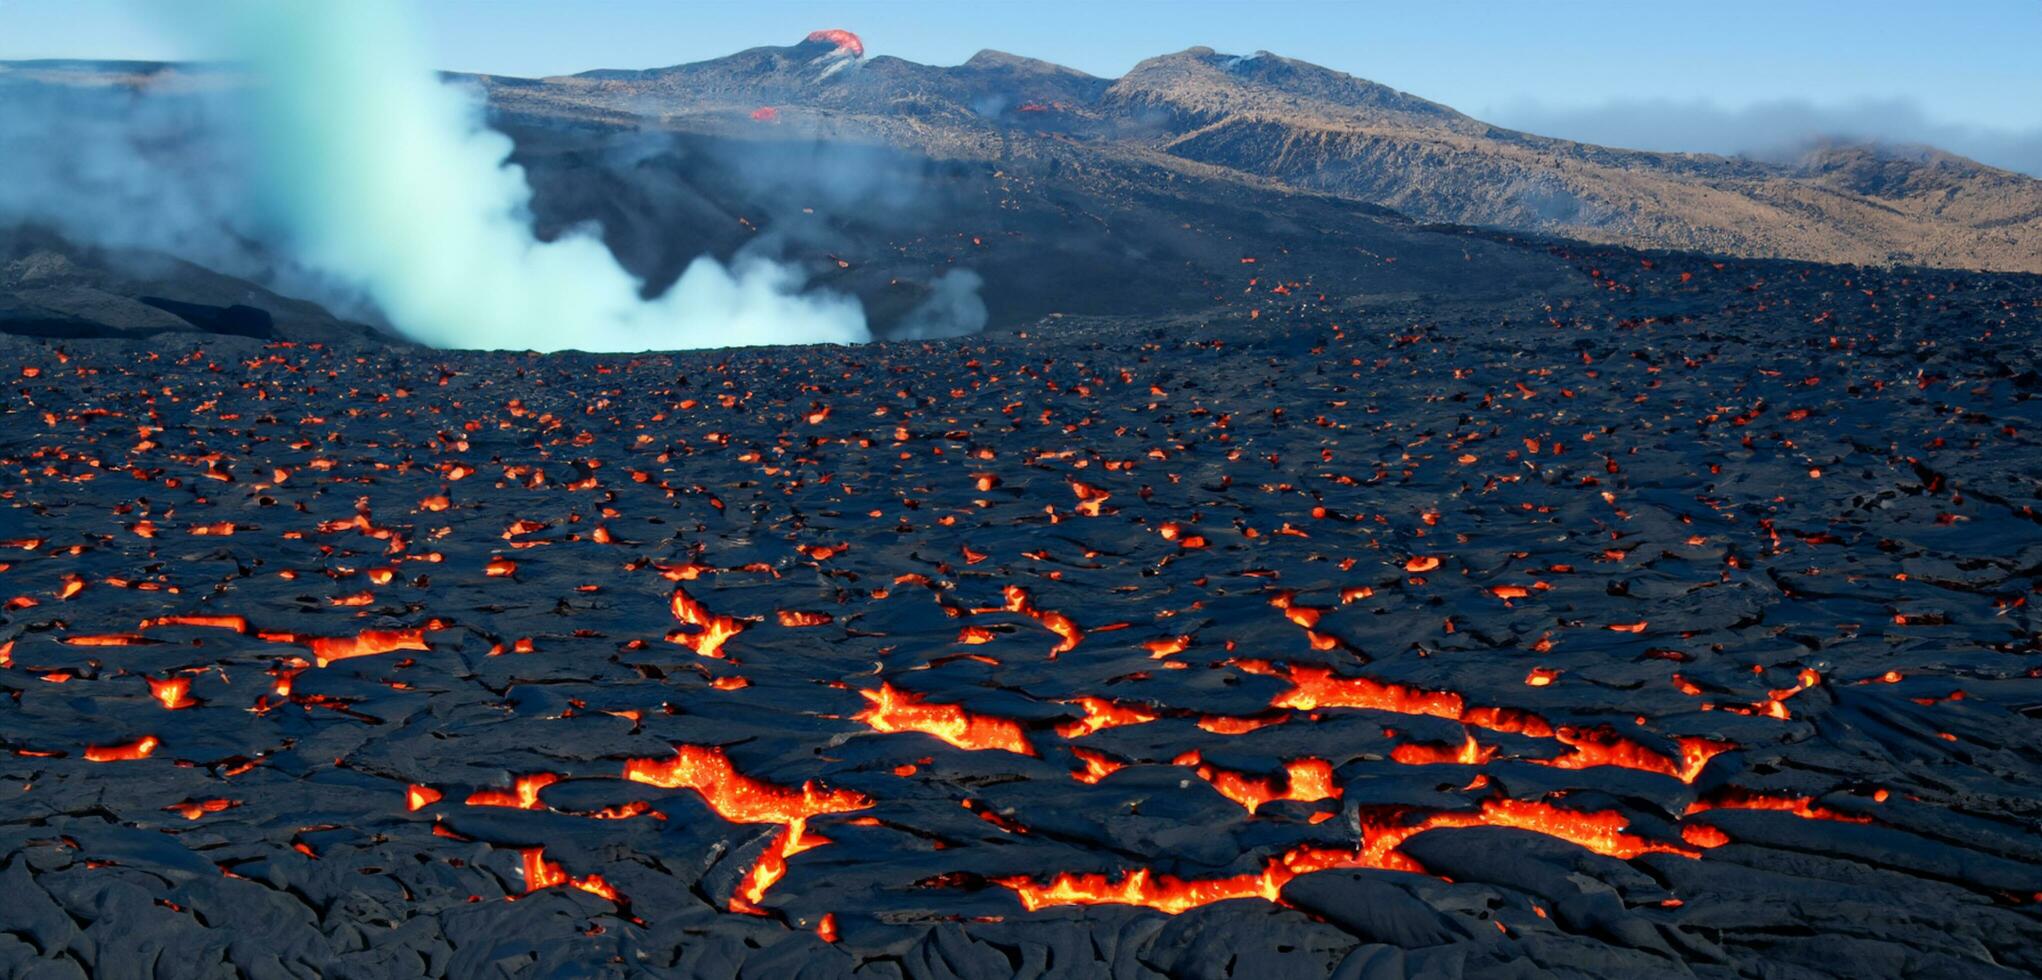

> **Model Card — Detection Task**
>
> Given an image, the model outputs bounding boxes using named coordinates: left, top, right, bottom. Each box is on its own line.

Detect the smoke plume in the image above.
left=198, top=0, right=868, bottom=350
left=895, top=270, right=989, bottom=340
left=0, top=2, right=881, bottom=350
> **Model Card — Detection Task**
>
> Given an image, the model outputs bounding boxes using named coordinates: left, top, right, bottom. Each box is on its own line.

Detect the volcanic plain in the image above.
left=4, top=242, right=2041, bottom=979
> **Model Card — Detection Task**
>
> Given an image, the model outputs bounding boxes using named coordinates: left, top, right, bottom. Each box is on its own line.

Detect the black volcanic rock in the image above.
left=0, top=228, right=383, bottom=343
left=4, top=247, right=2042, bottom=976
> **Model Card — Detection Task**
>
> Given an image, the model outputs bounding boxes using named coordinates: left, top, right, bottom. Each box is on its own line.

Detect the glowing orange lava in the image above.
left=1245, top=661, right=1732, bottom=783
left=670, top=586, right=746, bottom=658
left=623, top=744, right=868, bottom=912
left=520, top=848, right=623, bottom=902
left=1193, top=756, right=1340, bottom=813
left=622, top=744, right=870, bottom=824
left=996, top=796, right=1693, bottom=913
left=1684, top=787, right=1871, bottom=824
left=854, top=683, right=1036, bottom=755
left=84, top=735, right=159, bottom=762
left=466, top=773, right=562, bottom=810
left=1055, top=697, right=1157, bottom=738
left=1391, top=733, right=1494, bottom=767
left=1002, top=585, right=1083, bottom=655
left=731, top=821, right=829, bottom=913
left=147, top=676, right=196, bottom=710
left=307, top=628, right=429, bottom=667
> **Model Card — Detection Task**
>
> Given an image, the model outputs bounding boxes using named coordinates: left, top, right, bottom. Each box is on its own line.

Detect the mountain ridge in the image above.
left=472, top=37, right=2041, bottom=273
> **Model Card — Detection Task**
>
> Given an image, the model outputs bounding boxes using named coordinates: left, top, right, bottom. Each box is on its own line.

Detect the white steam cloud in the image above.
left=196, top=0, right=867, bottom=350
left=895, top=270, right=988, bottom=340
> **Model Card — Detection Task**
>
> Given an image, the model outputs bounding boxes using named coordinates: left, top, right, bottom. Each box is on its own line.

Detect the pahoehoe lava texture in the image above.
left=3, top=247, right=2042, bottom=979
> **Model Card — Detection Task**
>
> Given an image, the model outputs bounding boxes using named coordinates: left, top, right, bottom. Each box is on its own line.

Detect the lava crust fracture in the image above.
left=3, top=249, right=2042, bottom=977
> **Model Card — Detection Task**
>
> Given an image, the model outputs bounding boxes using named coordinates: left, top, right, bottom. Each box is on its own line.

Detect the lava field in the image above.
left=3, top=251, right=2042, bottom=979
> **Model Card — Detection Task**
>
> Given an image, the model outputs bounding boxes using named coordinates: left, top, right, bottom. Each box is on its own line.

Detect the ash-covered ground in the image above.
left=3, top=247, right=2041, bottom=979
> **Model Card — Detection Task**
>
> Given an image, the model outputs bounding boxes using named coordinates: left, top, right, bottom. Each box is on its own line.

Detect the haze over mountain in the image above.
left=3, top=31, right=2039, bottom=345
left=484, top=36, right=2042, bottom=275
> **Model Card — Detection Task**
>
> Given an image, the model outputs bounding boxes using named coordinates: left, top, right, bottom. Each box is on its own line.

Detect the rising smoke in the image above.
left=894, top=270, right=988, bottom=340
left=201, top=0, right=869, bottom=350
left=0, top=69, right=341, bottom=302
left=0, top=1, right=905, bottom=350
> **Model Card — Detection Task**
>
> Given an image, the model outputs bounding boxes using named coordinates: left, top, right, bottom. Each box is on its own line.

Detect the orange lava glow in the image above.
left=1194, top=757, right=1340, bottom=813
left=730, top=820, right=830, bottom=913
left=61, top=633, right=151, bottom=647
left=1391, top=733, right=1494, bottom=767
left=521, top=848, right=623, bottom=902
left=776, top=609, right=834, bottom=627
left=84, top=735, right=159, bottom=762
left=1245, top=661, right=1732, bottom=783
left=623, top=744, right=866, bottom=911
left=1055, top=697, right=1158, bottom=738
left=1143, top=635, right=1193, bottom=658
left=670, top=586, right=746, bottom=658
left=1266, top=663, right=1464, bottom=719
left=1681, top=823, right=1732, bottom=848
left=1684, top=787, right=1871, bottom=824
left=466, top=773, right=562, bottom=810
left=148, top=676, right=196, bottom=710
left=142, top=614, right=250, bottom=633
left=1070, top=747, right=1126, bottom=784
left=854, top=683, right=1036, bottom=755
left=622, top=743, right=870, bottom=825
left=307, top=628, right=429, bottom=667
left=167, top=798, right=236, bottom=820
left=1474, top=798, right=1694, bottom=860
left=407, top=785, right=443, bottom=811
left=996, top=796, right=1693, bottom=914
left=997, top=863, right=1290, bottom=914
left=805, top=28, right=864, bottom=57
left=1002, top=585, right=1084, bottom=655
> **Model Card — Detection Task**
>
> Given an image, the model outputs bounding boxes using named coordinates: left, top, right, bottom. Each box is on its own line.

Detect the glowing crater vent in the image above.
left=805, top=29, right=865, bottom=58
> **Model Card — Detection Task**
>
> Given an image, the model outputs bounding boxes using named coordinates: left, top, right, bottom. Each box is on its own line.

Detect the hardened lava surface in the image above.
left=3, top=251, right=2042, bottom=979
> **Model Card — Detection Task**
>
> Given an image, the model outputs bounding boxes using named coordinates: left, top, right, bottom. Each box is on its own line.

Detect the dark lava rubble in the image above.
left=3, top=250, right=2042, bottom=979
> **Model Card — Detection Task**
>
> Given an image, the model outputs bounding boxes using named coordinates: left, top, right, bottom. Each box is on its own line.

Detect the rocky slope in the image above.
left=485, top=38, right=2042, bottom=274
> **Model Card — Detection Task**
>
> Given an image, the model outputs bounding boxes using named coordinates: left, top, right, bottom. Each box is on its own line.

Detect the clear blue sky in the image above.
left=3, top=1, right=2037, bottom=133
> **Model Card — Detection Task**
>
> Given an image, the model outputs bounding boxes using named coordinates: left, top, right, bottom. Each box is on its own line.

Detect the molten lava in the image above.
left=731, top=821, right=830, bottom=914
left=854, top=683, right=1036, bottom=755
left=670, top=586, right=746, bottom=658
left=996, top=796, right=1693, bottom=914
left=1250, top=661, right=1732, bottom=783
left=1002, top=585, right=1083, bottom=655
left=622, top=744, right=870, bottom=825
left=84, top=735, right=159, bottom=762
left=1193, top=756, right=1341, bottom=813
left=521, top=848, right=623, bottom=902
left=623, top=744, right=868, bottom=911
left=1685, top=787, right=1872, bottom=824
left=306, top=628, right=429, bottom=667
left=1055, top=697, right=1157, bottom=738
left=466, top=772, right=561, bottom=810
left=148, top=675, right=196, bottom=710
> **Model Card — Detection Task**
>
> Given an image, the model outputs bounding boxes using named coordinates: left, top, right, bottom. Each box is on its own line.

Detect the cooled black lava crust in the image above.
left=4, top=249, right=2041, bottom=979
